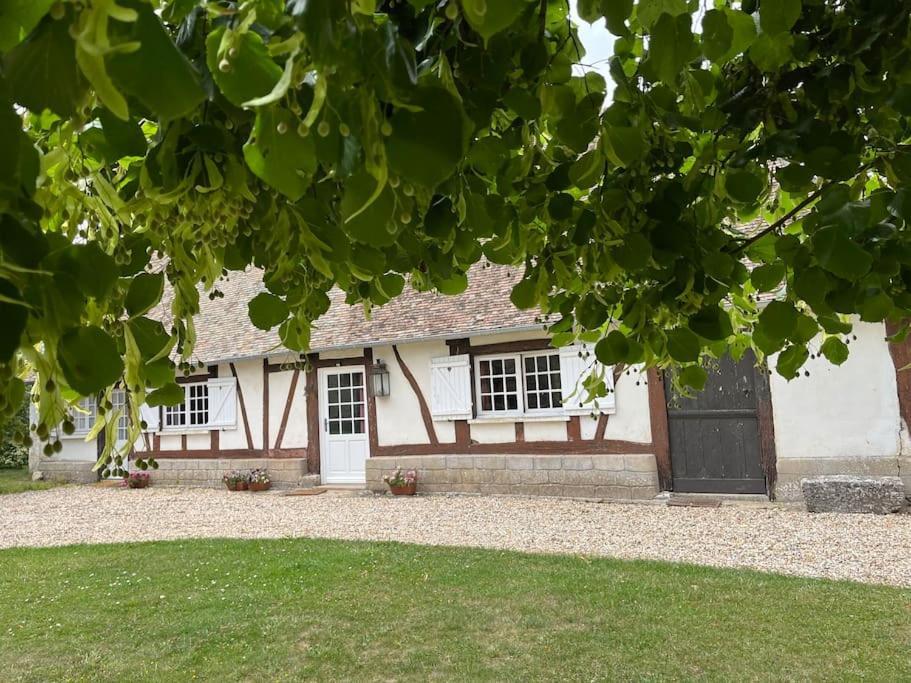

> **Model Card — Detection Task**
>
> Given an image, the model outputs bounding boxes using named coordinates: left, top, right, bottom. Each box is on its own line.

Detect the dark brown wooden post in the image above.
left=647, top=367, right=672, bottom=491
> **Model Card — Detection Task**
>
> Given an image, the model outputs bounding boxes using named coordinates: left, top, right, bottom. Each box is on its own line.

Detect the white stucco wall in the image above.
left=53, top=435, right=97, bottom=461
left=771, top=321, right=901, bottom=460
left=374, top=341, right=457, bottom=445
left=217, top=359, right=263, bottom=450
left=604, top=367, right=652, bottom=443
left=269, top=369, right=307, bottom=449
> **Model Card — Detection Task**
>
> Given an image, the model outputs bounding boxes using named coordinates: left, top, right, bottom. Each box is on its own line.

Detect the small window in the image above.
left=73, top=396, right=97, bottom=434
left=475, top=351, right=563, bottom=417
left=163, top=382, right=209, bottom=429
left=111, top=389, right=129, bottom=443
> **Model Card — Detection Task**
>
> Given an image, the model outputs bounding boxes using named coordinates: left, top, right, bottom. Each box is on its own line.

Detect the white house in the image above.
left=31, top=263, right=911, bottom=501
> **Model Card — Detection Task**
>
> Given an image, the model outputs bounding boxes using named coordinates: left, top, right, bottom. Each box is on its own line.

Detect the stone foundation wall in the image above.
left=366, top=454, right=660, bottom=500
left=775, top=456, right=911, bottom=502
left=33, top=458, right=98, bottom=484
left=151, top=458, right=312, bottom=488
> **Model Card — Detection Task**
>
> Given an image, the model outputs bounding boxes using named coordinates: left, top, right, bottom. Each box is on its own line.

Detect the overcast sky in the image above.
left=569, top=0, right=615, bottom=85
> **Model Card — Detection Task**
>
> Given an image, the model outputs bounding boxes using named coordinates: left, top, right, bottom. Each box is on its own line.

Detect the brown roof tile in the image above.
left=159, top=262, right=542, bottom=363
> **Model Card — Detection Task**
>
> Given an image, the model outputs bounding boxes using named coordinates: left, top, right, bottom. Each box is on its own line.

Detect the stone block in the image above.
left=549, top=469, right=595, bottom=485
left=506, top=456, right=535, bottom=470
left=562, top=485, right=598, bottom=499
left=534, top=456, right=563, bottom=470
left=447, top=455, right=475, bottom=469
left=418, top=456, right=447, bottom=470
left=801, top=476, right=906, bottom=514
left=630, top=486, right=659, bottom=500
left=562, top=456, right=593, bottom=470
left=492, top=469, right=548, bottom=485
left=623, top=454, right=658, bottom=473
left=474, top=456, right=505, bottom=470
left=592, top=455, right=624, bottom=471
left=478, top=483, right=512, bottom=495
left=459, top=469, right=488, bottom=485
left=595, top=485, right=631, bottom=500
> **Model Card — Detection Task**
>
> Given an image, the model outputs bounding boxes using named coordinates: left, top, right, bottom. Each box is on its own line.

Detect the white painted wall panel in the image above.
left=523, top=420, right=568, bottom=441
left=771, top=321, right=900, bottom=460
left=218, top=359, right=263, bottom=450
left=604, top=369, right=652, bottom=443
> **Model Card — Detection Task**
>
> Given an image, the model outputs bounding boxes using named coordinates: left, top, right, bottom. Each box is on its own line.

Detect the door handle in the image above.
left=324, top=417, right=328, bottom=431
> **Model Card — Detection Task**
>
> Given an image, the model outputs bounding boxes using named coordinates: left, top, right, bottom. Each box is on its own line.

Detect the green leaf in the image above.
left=859, top=291, right=892, bottom=322
left=461, top=0, right=531, bottom=42
left=4, top=13, right=87, bottom=117
left=613, top=233, right=652, bottom=270
left=777, top=164, right=814, bottom=194
left=125, top=272, right=164, bottom=318
left=58, top=326, right=124, bottom=395
left=146, top=382, right=185, bottom=407
left=386, top=86, right=468, bottom=189
left=0, top=279, right=27, bottom=362
left=749, top=33, right=793, bottom=72
left=701, top=10, right=732, bottom=61
left=595, top=330, right=630, bottom=365
left=604, top=126, right=645, bottom=167
left=725, top=168, right=766, bottom=204
left=751, top=263, right=785, bottom=292
left=793, top=266, right=832, bottom=312
left=243, top=107, right=317, bottom=201
left=206, top=26, right=283, bottom=108
left=819, top=337, right=849, bottom=365
left=760, top=0, right=801, bottom=35
left=437, top=272, right=469, bottom=295
left=0, top=0, right=55, bottom=52
left=603, top=0, right=633, bottom=36
left=812, top=227, right=872, bottom=281
left=510, top=277, right=538, bottom=310
left=128, top=317, right=171, bottom=360
left=75, top=243, right=118, bottom=300
left=107, top=0, right=206, bottom=120
left=667, top=327, right=700, bottom=362
left=503, top=88, right=541, bottom=120
left=97, top=110, right=147, bottom=160
left=757, top=300, right=798, bottom=340
left=679, top=365, right=707, bottom=391
left=776, top=343, right=809, bottom=380
left=721, top=8, right=757, bottom=60
left=341, top=170, right=397, bottom=247
left=642, top=12, right=697, bottom=85
left=637, top=0, right=688, bottom=29
left=248, top=292, right=289, bottom=330
left=688, top=306, right=733, bottom=340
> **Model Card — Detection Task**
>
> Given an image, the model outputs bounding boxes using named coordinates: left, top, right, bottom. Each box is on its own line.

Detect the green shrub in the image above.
left=0, top=394, right=29, bottom=469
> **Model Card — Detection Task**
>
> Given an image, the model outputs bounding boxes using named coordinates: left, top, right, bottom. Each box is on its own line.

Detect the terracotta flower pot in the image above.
left=127, top=479, right=149, bottom=489
left=236, top=480, right=249, bottom=491
left=388, top=482, right=416, bottom=496
left=249, top=481, right=271, bottom=492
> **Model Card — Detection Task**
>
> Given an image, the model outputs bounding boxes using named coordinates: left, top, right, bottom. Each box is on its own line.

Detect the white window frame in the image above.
left=520, top=349, right=564, bottom=416
left=162, top=382, right=210, bottom=431
left=474, top=350, right=564, bottom=418
left=71, top=396, right=98, bottom=436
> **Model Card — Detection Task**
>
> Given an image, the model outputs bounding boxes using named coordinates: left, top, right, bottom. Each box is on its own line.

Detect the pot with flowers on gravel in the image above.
left=223, top=470, right=247, bottom=491
left=124, top=472, right=150, bottom=489
left=248, top=468, right=271, bottom=492
left=383, top=468, right=417, bottom=496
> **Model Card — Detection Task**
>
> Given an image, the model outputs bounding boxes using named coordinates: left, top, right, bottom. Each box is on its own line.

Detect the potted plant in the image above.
left=248, top=468, right=271, bottom=492
left=124, top=472, right=150, bottom=489
left=382, top=468, right=417, bottom=496
left=223, top=470, right=247, bottom=491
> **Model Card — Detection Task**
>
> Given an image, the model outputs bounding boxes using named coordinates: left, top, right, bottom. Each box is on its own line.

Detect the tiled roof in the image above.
left=158, top=262, right=542, bottom=363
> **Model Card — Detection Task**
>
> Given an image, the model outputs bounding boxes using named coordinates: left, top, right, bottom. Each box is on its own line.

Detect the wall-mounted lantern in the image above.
left=369, top=359, right=391, bottom=397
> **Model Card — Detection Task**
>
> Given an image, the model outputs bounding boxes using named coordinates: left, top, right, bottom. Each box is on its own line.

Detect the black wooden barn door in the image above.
left=664, top=351, right=769, bottom=494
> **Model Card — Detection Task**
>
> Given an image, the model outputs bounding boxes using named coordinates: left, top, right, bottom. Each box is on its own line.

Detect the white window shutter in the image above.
left=430, top=355, right=472, bottom=420
left=207, top=377, right=237, bottom=428
left=139, top=403, right=160, bottom=432
left=559, top=344, right=616, bottom=415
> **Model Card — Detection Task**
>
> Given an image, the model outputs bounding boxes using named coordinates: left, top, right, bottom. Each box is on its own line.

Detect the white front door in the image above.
left=319, top=367, right=370, bottom=484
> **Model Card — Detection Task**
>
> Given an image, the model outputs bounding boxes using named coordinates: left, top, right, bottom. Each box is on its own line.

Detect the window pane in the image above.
left=494, top=395, right=505, bottom=411
left=329, top=405, right=339, bottom=418
left=493, top=377, right=503, bottom=393
left=551, top=391, right=563, bottom=408
left=340, top=404, right=352, bottom=418
left=340, top=388, right=351, bottom=402
left=328, top=375, right=338, bottom=388
left=506, top=376, right=516, bottom=392
left=504, top=358, right=515, bottom=373
left=482, top=395, right=492, bottom=411
left=354, top=419, right=365, bottom=434
left=528, top=394, right=538, bottom=409
left=549, top=355, right=560, bottom=370
left=330, top=421, right=340, bottom=435
left=537, top=356, right=547, bottom=371
left=492, top=359, right=503, bottom=374
left=328, top=389, right=338, bottom=403
left=341, top=420, right=353, bottom=434
left=340, top=374, right=351, bottom=387
left=507, top=395, right=518, bottom=410
left=352, top=372, right=363, bottom=385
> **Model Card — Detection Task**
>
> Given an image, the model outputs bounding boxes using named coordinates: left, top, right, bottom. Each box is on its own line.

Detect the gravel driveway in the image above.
left=1, top=486, right=909, bottom=587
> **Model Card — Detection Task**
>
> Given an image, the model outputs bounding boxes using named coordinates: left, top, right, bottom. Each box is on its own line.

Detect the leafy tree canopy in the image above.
left=0, top=0, right=909, bottom=473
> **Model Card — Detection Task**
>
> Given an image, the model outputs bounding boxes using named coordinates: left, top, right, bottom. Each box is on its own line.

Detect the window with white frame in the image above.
left=475, top=350, right=563, bottom=416
left=111, top=389, right=129, bottom=443
left=164, top=382, right=210, bottom=429
left=73, top=396, right=97, bottom=434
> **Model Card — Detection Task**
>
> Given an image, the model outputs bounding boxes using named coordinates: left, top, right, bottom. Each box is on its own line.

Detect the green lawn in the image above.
left=0, top=467, right=58, bottom=495
left=0, top=539, right=908, bottom=682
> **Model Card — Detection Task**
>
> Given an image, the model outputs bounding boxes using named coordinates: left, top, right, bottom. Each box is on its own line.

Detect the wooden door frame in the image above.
left=655, top=360, right=777, bottom=497
left=317, top=365, right=370, bottom=484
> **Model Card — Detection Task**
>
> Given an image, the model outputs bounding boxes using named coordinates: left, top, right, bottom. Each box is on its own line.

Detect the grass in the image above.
left=0, top=539, right=908, bottom=682
left=0, top=467, right=58, bottom=495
